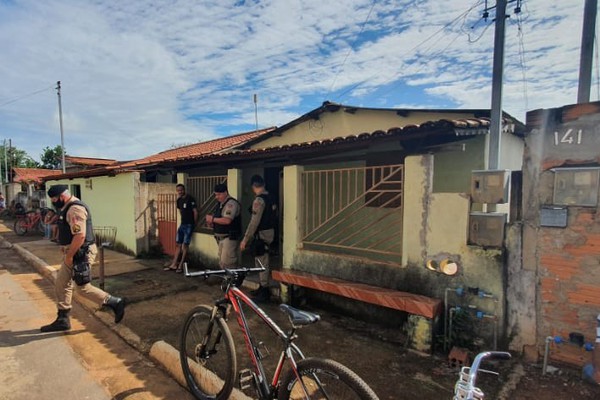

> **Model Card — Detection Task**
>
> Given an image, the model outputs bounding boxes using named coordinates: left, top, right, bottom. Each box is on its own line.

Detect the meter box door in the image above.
left=469, top=212, right=507, bottom=247
left=471, top=170, right=511, bottom=204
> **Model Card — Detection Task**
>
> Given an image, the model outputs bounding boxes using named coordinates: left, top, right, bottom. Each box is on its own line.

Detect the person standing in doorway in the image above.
left=40, top=185, right=125, bottom=332
left=205, top=184, right=242, bottom=269
left=164, top=184, right=198, bottom=273
left=240, top=175, right=276, bottom=302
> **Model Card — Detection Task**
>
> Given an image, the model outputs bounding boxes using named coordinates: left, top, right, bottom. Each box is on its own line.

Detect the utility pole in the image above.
left=56, top=81, right=66, bottom=173
left=489, top=0, right=508, bottom=170
left=577, top=0, right=598, bottom=103
left=253, top=93, right=259, bottom=132
left=3, top=139, right=7, bottom=183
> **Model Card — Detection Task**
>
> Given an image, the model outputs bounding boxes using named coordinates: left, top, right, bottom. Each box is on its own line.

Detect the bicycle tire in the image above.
left=279, top=358, right=380, bottom=400
left=180, top=305, right=237, bottom=400
left=14, top=219, right=27, bottom=236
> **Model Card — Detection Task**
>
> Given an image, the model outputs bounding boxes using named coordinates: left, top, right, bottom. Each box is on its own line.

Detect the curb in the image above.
left=2, top=234, right=260, bottom=397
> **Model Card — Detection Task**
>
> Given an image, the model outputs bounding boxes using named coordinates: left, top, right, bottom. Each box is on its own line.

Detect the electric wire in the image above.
left=513, top=2, right=529, bottom=111
left=0, top=85, right=54, bottom=108
left=326, top=0, right=377, bottom=97
left=334, top=0, right=484, bottom=102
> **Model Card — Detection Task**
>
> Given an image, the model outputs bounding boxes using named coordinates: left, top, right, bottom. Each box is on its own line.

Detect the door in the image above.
left=157, top=193, right=177, bottom=256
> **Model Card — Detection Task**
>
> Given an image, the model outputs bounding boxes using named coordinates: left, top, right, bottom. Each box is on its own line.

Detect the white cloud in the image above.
left=0, top=0, right=592, bottom=162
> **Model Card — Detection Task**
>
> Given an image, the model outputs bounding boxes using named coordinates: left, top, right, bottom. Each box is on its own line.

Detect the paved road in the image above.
left=0, top=237, right=194, bottom=400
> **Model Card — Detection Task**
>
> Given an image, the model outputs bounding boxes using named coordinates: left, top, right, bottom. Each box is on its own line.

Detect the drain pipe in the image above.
left=444, top=287, right=464, bottom=352
left=542, top=336, right=554, bottom=375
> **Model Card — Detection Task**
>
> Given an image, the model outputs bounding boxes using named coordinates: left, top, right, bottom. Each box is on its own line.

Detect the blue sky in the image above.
left=0, top=0, right=595, bottom=162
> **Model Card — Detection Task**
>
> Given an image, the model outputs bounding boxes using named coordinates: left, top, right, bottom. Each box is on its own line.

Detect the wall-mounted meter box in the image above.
left=552, top=167, right=600, bottom=207
left=470, top=170, right=511, bottom=204
left=468, top=212, right=506, bottom=247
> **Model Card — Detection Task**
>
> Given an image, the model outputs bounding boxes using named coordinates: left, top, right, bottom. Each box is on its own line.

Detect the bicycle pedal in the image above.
left=238, top=369, right=255, bottom=391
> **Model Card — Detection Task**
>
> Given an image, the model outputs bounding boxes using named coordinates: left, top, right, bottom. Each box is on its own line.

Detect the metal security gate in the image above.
left=157, top=193, right=177, bottom=256
left=301, top=164, right=404, bottom=264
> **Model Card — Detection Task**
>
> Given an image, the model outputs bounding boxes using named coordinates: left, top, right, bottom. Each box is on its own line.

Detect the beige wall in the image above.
left=252, top=110, right=481, bottom=149
left=47, top=173, right=138, bottom=254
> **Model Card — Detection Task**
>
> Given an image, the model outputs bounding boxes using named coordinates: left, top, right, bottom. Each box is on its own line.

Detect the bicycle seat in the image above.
left=279, top=304, right=320, bottom=326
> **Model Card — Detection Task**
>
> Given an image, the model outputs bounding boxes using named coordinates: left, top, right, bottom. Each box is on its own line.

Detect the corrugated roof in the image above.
left=13, top=168, right=63, bottom=183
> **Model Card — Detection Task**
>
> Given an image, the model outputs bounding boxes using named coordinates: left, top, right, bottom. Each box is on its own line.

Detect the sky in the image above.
left=0, top=0, right=596, bottom=163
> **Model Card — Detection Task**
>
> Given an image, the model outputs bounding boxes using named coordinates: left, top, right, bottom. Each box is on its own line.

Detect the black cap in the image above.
left=47, top=184, right=68, bottom=197
left=250, top=174, right=264, bottom=187
left=214, top=183, right=228, bottom=193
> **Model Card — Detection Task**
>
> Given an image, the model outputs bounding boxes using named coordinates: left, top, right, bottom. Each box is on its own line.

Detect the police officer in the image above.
left=240, top=175, right=276, bottom=302
left=40, top=185, right=125, bottom=332
left=205, top=184, right=242, bottom=269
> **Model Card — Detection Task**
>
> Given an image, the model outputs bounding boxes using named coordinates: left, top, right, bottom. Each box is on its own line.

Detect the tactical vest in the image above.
left=57, top=200, right=96, bottom=246
left=213, top=198, right=242, bottom=239
left=256, top=193, right=276, bottom=231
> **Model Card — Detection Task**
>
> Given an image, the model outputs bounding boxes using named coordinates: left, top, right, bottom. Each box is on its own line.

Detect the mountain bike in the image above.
left=13, top=209, right=46, bottom=236
left=180, top=263, right=380, bottom=400
left=453, top=350, right=511, bottom=400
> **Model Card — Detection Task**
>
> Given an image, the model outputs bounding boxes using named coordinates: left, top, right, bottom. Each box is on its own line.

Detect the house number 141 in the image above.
left=554, top=129, right=583, bottom=145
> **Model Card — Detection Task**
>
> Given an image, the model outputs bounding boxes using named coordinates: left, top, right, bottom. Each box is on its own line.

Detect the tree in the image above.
left=0, top=144, right=38, bottom=170
left=40, top=145, right=64, bottom=169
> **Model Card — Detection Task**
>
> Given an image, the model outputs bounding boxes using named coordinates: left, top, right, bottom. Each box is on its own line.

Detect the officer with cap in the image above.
left=40, top=184, right=125, bottom=332
left=240, top=175, right=276, bottom=302
left=205, top=184, right=242, bottom=269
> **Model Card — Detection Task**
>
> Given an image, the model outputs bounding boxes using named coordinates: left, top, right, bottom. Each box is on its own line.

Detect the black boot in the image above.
left=40, top=309, right=71, bottom=332
left=105, top=296, right=126, bottom=323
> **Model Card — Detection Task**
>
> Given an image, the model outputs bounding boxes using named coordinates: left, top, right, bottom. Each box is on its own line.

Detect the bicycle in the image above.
left=13, top=209, right=46, bottom=236
left=180, top=263, right=380, bottom=400
left=453, top=350, right=511, bottom=400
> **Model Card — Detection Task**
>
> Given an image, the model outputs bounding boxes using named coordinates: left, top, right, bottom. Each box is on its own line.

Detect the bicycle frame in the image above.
left=185, top=265, right=306, bottom=399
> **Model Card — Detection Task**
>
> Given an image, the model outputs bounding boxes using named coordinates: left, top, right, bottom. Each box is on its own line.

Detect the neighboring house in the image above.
left=154, top=102, right=525, bottom=351
left=64, top=155, right=118, bottom=173
left=5, top=167, right=63, bottom=209
left=43, top=128, right=275, bottom=255
left=515, top=101, right=600, bottom=365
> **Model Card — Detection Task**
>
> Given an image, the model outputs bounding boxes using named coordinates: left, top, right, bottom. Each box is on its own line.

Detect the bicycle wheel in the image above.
left=180, top=305, right=237, bottom=400
left=14, top=219, right=27, bottom=236
left=279, top=358, right=380, bottom=400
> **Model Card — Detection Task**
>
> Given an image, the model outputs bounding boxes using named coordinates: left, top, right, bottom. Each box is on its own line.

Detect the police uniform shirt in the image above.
left=221, top=196, right=240, bottom=221
left=66, top=204, right=88, bottom=237
left=177, top=195, right=197, bottom=225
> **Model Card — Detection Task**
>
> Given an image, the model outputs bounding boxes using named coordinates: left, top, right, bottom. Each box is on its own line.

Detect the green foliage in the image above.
left=40, top=145, right=64, bottom=169
left=0, top=144, right=39, bottom=169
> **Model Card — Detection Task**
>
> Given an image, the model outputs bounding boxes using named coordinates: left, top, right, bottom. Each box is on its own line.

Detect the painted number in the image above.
left=554, top=129, right=583, bottom=145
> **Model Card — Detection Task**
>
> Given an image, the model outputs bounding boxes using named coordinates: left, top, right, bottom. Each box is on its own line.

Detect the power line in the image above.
left=0, top=85, right=54, bottom=108
left=326, top=0, right=377, bottom=97
left=335, top=0, right=484, bottom=101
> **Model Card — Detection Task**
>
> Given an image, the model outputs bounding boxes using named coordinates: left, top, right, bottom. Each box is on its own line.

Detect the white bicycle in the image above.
left=453, top=351, right=511, bottom=400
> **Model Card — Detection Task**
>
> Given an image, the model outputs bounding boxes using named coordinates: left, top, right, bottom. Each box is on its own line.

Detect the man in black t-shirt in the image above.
left=164, top=184, right=198, bottom=273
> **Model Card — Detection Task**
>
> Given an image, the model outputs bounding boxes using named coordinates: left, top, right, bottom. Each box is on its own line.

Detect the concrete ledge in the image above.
left=150, top=340, right=251, bottom=400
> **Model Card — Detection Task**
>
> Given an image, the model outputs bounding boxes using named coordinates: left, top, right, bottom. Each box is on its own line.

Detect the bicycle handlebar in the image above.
left=468, top=351, right=511, bottom=386
left=183, top=262, right=265, bottom=278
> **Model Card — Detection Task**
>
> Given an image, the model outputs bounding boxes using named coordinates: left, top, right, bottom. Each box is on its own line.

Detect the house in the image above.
left=43, top=128, right=275, bottom=255
left=152, top=102, right=525, bottom=351
left=3, top=167, right=63, bottom=209
left=64, top=155, right=118, bottom=173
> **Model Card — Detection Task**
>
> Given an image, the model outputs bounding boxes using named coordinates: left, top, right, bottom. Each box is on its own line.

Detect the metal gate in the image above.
left=157, top=193, right=177, bottom=256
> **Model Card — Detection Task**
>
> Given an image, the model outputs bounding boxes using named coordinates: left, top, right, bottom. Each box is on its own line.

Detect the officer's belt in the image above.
left=214, top=234, right=229, bottom=241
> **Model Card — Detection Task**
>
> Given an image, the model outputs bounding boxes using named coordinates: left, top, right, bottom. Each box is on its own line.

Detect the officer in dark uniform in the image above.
left=240, top=175, right=276, bottom=302
left=40, top=185, right=125, bottom=332
left=205, top=184, right=242, bottom=268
